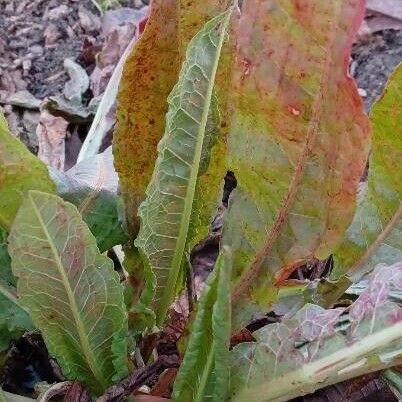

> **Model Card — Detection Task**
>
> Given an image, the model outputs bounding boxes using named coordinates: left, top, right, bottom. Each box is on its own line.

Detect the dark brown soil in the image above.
left=0, top=0, right=146, bottom=100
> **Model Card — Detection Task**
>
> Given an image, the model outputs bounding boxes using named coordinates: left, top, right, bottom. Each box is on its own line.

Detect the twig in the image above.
left=64, top=381, right=92, bottom=402
left=96, top=355, right=179, bottom=402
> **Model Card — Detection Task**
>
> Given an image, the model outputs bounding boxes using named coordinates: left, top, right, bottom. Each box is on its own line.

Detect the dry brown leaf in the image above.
left=78, top=5, right=101, bottom=34
left=89, top=8, right=147, bottom=97
left=37, top=110, right=68, bottom=170
left=367, top=0, right=402, bottom=21
left=359, top=13, right=402, bottom=35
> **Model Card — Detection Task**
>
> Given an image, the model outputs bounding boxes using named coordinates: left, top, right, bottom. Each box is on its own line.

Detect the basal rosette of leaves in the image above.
left=0, top=0, right=401, bottom=400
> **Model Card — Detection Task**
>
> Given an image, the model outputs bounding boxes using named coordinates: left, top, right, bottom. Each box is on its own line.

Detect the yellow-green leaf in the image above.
left=0, top=112, right=56, bottom=230
left=8, top=191, right=128, bottom=395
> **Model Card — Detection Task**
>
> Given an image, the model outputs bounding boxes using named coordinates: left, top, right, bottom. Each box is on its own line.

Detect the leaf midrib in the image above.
left=194, top=341, right=216, bottom=402
left=233, top=320, right=402, bottom=402
left=29, top=192, right=107, bottom=390
left=155, top=11, right=231, bottom=326
left=350, top=202, right=402, bottom=277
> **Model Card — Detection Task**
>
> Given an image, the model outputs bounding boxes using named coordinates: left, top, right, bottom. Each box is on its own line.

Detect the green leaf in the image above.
left=332, top=64, right=402, bottom=281
left=0, top=227, right=13, bottom=285
left=0, top=111, right=56, bottom=231
left=0, top=227, right=33, bottom=353
left=172, top=248, right=231, bottom=402
left=8, top=191, right=128, bottom=395
left=229, top=261, right=402, bottom=402
left=0, top=291, right=33, bottom=353
left=50, top=147, right=128, bottom=252
left=222, top=0, right=370, bottom=330
left=135, top=10, right=231, bottom=326
left=0, top=110, right=56, bottom=351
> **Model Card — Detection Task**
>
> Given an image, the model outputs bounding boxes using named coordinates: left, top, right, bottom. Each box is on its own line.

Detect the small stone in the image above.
left=358, top=88, right=367, bottom=98
left=7, top=90, right=41, bottom=110
left=30, top=45, right=44, bottom=57
left=78, top=6, right=101, bottom=33
left=22, top=59, right=32, bottom=76
left=44, top=23, right=62, bottom=46
left=45, top=5, right=71, bottom=21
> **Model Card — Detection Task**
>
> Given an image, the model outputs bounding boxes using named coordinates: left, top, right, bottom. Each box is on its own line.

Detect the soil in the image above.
left=0, top=0, right=147, bottom=100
